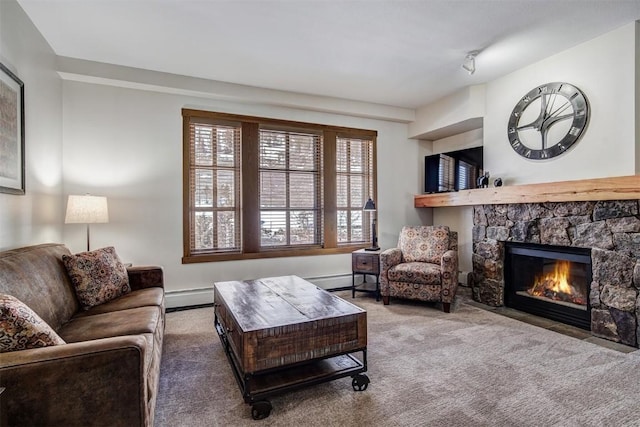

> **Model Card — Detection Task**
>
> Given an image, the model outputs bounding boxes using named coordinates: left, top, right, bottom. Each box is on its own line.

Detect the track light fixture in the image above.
left=462, top=50, right=479, bottom=75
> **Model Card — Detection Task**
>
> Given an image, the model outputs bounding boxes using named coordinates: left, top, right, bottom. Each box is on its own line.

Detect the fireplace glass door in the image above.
left=505, top=242, right=591, bottom=330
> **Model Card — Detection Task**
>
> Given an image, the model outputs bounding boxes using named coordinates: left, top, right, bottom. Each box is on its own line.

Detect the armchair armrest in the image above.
left=440, top=249, right=459, bottom=303
left=380, top=248, right=402, bottom=272
left=127, top=265, right=164, bottom=291
left=0, top=335, right=151, bottom=426
left=380, top=248, right=402, bottom=293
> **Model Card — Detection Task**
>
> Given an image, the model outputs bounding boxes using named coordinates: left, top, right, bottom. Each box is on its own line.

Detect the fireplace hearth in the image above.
left=505, top=242, right=591, bottom=330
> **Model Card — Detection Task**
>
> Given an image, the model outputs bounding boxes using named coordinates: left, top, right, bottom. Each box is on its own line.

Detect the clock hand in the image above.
left=548, top=99, right=572, bottom=119
left=540, top=112, right=574, bottom=149
left=538, top=95, right=574, bottom=150
left=542, top=113, right=573, bottom=128
left=516, top=94, right=549, bottom=133
left=516, top=122, right=538, bottom=131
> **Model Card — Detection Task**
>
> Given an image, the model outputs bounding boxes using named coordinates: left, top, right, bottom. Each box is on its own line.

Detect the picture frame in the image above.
left=0, top=62, right=25, bottom=195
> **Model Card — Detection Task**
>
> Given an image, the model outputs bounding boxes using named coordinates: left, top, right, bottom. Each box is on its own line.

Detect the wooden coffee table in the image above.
left=214, top=275, right=369, bottom=419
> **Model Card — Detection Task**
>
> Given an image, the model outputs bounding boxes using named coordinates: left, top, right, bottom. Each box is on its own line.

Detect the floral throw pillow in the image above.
left=62, top=246, right=131, bottom=310
left=0, top=294, right=66, bottom=353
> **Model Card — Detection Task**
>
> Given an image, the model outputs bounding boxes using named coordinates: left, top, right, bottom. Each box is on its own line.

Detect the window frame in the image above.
left=182, top=109, right=377, bottom=263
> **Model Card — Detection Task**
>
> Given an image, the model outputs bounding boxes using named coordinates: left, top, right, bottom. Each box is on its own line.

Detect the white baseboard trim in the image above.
left=165, top=274, right=354, bottom=309
left=166, top=287, right=214, bottom=309
left=459, top=271, right=470, bottom=286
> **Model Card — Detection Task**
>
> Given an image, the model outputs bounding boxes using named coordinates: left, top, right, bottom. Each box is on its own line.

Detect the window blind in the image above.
left=259, top=128, right=322, bottom=248
left=336, top=136, right=374, bottom=244
left=188, top=120, right=241, bottom=253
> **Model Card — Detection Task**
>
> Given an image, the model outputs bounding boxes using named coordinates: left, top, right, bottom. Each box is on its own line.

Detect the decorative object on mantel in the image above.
left=363, top=197, right=380, bottom=251
left=65, top=195, right=109, bottom=251
left=493, top=177, right=503, bottom=187
left=0, top=62, right=25, bottom=195
left=477, top=171, right=490, bottom=188
left=507, top=82, right=589, bottom=160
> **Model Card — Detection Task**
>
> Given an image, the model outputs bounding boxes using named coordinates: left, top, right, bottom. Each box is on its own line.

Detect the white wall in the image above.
left=409, top=85, right=485, bottom=140
left=635, top=22, right=640, bottom=174
left=0, top=0, right=63, bottom=250
left=61, top=80, right=422, bottom=301
left=485, top=22, right=638, bottom=184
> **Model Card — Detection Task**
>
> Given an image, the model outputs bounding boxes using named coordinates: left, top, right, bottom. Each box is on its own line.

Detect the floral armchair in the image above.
left=380, top=225, right=458, bottom=312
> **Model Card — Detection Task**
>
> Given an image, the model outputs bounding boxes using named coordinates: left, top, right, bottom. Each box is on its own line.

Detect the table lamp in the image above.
left=363, top=197, right=379, bottom=251
left=65, top=195, right=109, bottom=251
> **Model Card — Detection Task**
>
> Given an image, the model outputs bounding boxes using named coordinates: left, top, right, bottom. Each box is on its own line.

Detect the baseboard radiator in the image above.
left=165, top=274, right=353, bottom=309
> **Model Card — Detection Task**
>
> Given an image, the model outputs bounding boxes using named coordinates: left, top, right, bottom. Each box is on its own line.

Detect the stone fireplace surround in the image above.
left=471, top=200, right=640, bottom=347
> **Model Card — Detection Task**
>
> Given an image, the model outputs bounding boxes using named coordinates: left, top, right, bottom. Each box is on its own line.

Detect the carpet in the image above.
left=154, top=293, right=640, bottom=426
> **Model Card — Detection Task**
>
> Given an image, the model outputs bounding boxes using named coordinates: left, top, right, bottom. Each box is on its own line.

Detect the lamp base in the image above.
left=365, top=247, right=380, bottom=252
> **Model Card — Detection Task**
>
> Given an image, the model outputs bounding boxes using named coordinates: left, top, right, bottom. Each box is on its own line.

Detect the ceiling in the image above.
left=16, top=0, right=640, bottom=109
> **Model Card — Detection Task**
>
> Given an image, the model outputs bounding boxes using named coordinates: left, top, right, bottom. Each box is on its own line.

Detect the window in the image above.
left=259, top=129, right=322, bottom=248
left=336, top=137, right=374, bottom=244
left=186, top=119, right=241, bottom=254
left=182, top=109, right=377, bottom=263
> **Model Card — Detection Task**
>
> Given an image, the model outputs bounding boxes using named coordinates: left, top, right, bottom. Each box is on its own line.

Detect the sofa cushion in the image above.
left=0, top=244, right=79, bottom=331
left=72, top=287, right=165, bottom=318
left=62, top=247, right=131, bottom=310
left=399, top=226, right=450, bottom=264
left=0, top=294, right=65, bottom=353
left=58, top=306, right=161, bottom=343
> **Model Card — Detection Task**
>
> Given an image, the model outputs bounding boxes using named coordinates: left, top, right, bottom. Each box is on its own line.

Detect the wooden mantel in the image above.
left=414, top=175, right=640, bottom=207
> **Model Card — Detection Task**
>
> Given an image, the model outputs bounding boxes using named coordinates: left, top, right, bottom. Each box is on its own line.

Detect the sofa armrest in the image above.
left=440, top=249, right=459, bottom=303
left=0, top=335, right=151, bottom=426
left=127, top=265, right=164, bottom=291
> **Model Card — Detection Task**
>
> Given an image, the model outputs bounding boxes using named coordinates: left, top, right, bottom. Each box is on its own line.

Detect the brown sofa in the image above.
left=0, top=243, right=165, bottom=427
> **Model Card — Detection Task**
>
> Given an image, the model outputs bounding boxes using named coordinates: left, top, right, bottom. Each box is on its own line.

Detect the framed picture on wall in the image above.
left=0, top=62, right=25, bottom=195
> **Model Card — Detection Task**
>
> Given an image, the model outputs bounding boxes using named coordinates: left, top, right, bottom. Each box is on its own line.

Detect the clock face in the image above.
left=507, top=82, right=589, bottom=160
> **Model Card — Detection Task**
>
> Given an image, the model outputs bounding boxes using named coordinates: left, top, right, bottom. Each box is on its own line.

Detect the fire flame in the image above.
left=528, top=260, right=586, bottom=305
left=532, top=260, right=572, bottom=294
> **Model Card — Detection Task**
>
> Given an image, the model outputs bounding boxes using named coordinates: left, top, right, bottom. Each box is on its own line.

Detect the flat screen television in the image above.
left=424, top=147, right=483, bottom=193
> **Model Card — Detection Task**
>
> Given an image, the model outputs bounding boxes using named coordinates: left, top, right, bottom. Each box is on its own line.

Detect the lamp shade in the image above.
left=65, top=195, right=109, bottom=224
left=363, top=197, right=376, bottom=211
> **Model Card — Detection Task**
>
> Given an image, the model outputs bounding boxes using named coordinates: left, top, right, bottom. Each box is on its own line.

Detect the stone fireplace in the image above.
left=471, top=200, right=640, bottom=347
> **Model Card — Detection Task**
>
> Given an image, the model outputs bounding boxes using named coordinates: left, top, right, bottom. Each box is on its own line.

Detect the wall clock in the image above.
left=507, top=82, right=589, bottom=160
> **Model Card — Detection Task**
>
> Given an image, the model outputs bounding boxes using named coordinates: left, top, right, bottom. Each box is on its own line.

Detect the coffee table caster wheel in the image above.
left=351, top=373, right=370, bottom=391
left=251, top=400, right=272, bottom=420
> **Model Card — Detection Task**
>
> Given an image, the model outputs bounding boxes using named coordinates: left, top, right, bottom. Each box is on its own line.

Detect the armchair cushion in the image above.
left=0, top=294, right=65, bottom=353
left=399, top=226, right=450, bottom=264
left=62, top=247, right=131, bottom=310
left=388, top=262, right=441, bottom=285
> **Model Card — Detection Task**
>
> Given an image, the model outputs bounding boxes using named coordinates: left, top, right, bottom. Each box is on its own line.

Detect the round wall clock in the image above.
left=507, top=82, right=589, bottom=160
